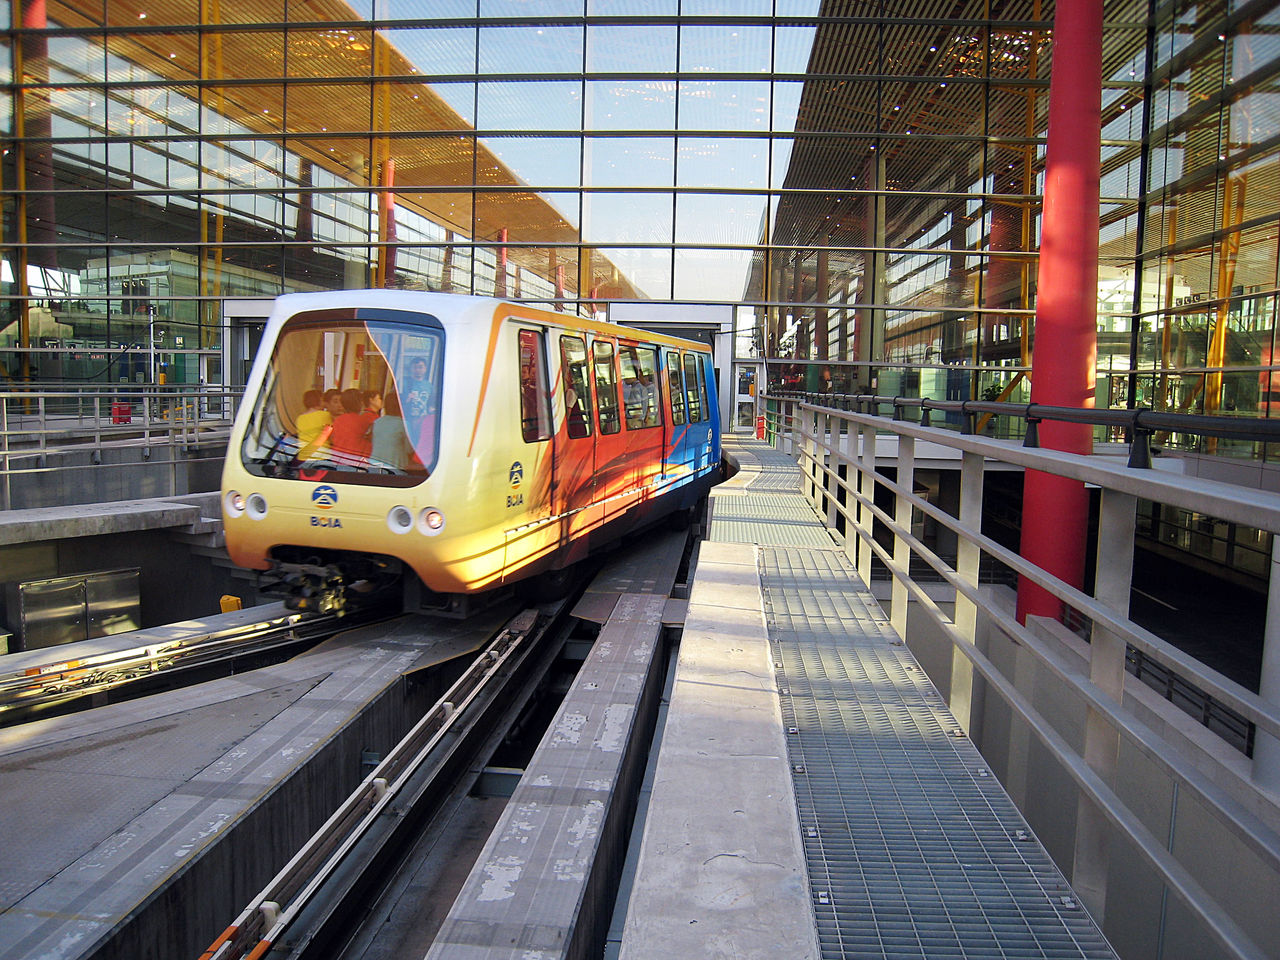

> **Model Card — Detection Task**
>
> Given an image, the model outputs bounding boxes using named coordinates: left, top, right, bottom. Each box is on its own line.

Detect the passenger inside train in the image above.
left=239, top=316, right=443, bottom=483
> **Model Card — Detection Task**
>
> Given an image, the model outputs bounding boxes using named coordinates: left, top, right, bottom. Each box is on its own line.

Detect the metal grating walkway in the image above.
left=709, top=438, right=1117, bottom=960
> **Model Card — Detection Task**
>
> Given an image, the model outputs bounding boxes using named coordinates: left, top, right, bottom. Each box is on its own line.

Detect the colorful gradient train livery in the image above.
left=222, top=291, right=722, bottom=613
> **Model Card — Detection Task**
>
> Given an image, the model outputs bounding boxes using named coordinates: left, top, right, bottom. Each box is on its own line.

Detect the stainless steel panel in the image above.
left=86, top=568, right=141, bottom=639
left=8, top=569, right=141, bottom=652
left=19, top=579, right=87, bottom=651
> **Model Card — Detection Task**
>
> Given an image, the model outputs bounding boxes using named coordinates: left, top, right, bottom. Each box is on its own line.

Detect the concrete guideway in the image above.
left=0, top=610, right=511, bottom=960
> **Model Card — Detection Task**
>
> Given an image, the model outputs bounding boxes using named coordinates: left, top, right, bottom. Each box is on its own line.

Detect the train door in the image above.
left=683, top=352, right=716, bottom=473
left=664, top=349, right=695, bottom=483
left=554, top=332, right=599, bottom=558
left=591, top=338, right=629, bottom=525
left=618, top=341, right=661, bottom=508
left=505, top=326, right=558, bottom=580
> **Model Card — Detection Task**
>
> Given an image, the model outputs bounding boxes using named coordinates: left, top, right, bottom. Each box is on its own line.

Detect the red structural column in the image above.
left=1016, top=0, right=1102, bottom=624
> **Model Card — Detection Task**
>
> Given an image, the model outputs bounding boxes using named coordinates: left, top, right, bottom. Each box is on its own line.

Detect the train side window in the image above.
left=684, top=353, right=702, bottom=422
left=560, top=335, right=592, bottom=439
left=519, top=329, right=552, bottom=443
left=666, top=350, right=686, bottom=426
left=621, top=344, right=660, bottom=429
left=696, top=354, right=710, bottom=420
left=593, top=340, right=622, bottom=435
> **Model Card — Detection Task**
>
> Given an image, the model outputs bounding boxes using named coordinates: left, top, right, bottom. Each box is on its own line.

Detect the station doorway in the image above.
left=732, top=362, right=763, bottom=434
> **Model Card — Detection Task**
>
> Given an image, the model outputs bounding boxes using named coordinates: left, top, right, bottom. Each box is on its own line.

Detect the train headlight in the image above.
left=225, top=490, right=246, bottom=517
left=417, top=507, right=445, bottom=536
left=387, top=505, right=414, bottom=534
left=246, top=493, right=269, bottom=520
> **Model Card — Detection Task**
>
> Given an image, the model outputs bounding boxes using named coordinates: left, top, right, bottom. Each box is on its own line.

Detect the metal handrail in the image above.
left=778, top=391, right=1280, bottom=467
left=1, top=385, right=244, bottom=509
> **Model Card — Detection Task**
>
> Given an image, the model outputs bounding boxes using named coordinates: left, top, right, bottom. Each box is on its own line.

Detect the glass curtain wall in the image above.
left=1, top=0, right=1278, bottom=460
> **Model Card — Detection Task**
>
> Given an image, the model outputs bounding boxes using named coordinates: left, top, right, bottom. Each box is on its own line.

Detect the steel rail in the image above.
left=201, top=608, right=544, bottom=960
left=0, top=609, right=363, bottom=723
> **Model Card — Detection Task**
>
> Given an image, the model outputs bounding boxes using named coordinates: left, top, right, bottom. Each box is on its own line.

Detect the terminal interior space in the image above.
left=4, top=2, right=1280, bottom=959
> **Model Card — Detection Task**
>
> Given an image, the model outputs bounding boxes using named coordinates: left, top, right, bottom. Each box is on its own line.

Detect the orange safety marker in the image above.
left=220, top=595, right=244, bottom=613
left=197, top=924, right=238, bottom=960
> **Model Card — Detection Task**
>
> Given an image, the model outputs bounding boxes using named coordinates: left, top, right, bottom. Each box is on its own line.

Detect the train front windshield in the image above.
left=239, top=308, right=444, bottom=486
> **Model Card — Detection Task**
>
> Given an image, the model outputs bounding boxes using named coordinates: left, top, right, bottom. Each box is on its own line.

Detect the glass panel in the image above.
left=240, top=308, right=443, bottom=483
left=484, top=136, right=581, bottom=189
left=673, top=248, right=756, bottom=302
left=772, top=80, right=804, bottom=133
left=475, top=191, right=580, bottom=241
left=481, top=0, right=584, bottom=14
left=592, top=339, right=621, bottom=434
left=582, top=192, right=672, bottom=244
left=586, top=25, right=676, bottom=73
left=585, top=79, right=675, bottom=130
left=680, top=0, right=771, bottom=13
left=285, top=84, right=374, bottom=133
left=880, top=81, right=991, bottom=137
left=584, top=248, right=672, bottom=300
left=108, top=0, right=205, bottom=26
left=420, top=80, right=476, bottom=125
left=48, top=33, right=104, bottom=81
left=383, top=26, right=476, bottom=75
left=1234, top=13, right=1280, bottom=76
left=519, top=328, right=552, bottom=442
left=561, top=335, right=592, bottom=438
left=367, top=0, right=478, bottom=20
left=387, top=135, right=476, bottom=188
left=675, top=194, right=768, bottom=245
left=588, top=0, right=676, bottom=13
left=679, top=25, right=772, bottom=73
left=677, top=136, right=767, bottom=189
left=585, top=137, right=674, bottom=188
left=287, top=28, right=373, bottom=79
left=479, top=25, right=583, bottom=73
left=775, top=25, right=819, bottom=74
left=678, top=80, right=770, bottom=131
left=197, top=33, right=285, bottom=82
left=478, top=80, right=582, bottom=131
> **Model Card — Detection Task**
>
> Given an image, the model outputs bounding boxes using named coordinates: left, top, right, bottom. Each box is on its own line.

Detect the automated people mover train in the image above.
left=221, top=291, right=722, bottom=613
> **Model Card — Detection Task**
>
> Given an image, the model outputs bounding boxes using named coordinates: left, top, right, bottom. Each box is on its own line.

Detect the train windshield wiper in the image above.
left=254, top=431, right=301, bottom=476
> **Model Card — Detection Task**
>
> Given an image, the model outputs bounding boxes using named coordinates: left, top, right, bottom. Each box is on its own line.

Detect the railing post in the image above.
left=857, top=420, right=876, bottom=585
left=839, top=410, right=858, bottom=567
left=951, top=450, right=986, bottom=741
left=1072, top=487, right=1136, bottom=923
left=891, top=434, right=915, bottom=639
left=824, top=411, right=838, bottom=528
left=1, top=396, right=10, bottom=510
left=1252, top=534, right=1280, bottom=791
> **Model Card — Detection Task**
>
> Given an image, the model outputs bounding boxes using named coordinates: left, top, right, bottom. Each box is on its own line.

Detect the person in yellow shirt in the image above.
left=295, top=389, right=333, bottom=460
